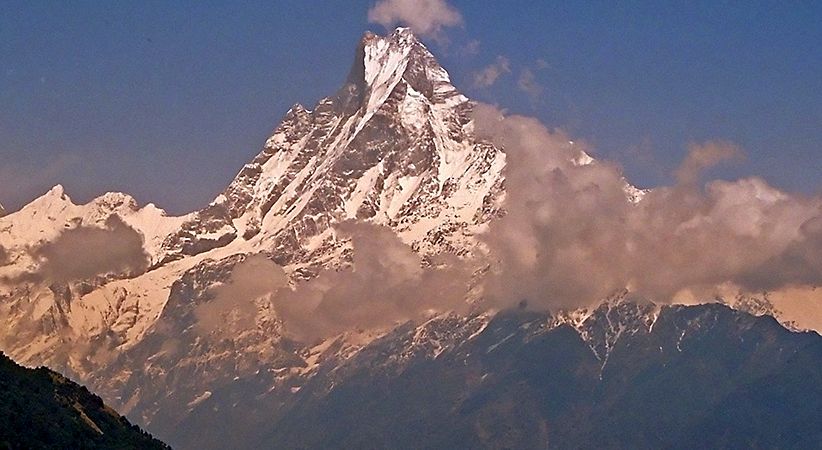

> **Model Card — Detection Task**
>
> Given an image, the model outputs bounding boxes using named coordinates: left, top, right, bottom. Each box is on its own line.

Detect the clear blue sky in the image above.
left=2, top=1, right=820, bottom=213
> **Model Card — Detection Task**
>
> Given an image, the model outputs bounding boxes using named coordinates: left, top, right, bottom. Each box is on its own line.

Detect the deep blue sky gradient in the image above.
left=1, top=1, right=820, bottom=213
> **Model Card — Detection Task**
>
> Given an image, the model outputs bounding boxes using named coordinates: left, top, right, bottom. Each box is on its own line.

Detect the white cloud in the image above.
left=367, top=0, right=463, bottom=42
left=472, top=103, right=822, bottom=309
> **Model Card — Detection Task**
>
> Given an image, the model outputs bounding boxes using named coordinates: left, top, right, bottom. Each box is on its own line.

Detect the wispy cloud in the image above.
left=517, top=68, right=544, bottom=98
left=674, top=141, right=743, bottom=185
left=194, top=255, right=288, bottom=336
left=272, top=221, right=476, bottom=343
left=472, top=56, right=511, bottom=88
left=461, top=39, right=481, bottom=56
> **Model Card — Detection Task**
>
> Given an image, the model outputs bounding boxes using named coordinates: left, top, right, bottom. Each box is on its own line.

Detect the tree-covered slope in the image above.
left=0, top=352, right=169, bottom=450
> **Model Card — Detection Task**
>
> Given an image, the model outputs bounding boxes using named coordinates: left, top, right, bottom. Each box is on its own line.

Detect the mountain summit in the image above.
left=158, top=27, right=504, bottom=269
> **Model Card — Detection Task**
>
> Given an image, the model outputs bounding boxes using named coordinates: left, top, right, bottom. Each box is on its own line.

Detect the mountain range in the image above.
left=0, top=28, right=819, bottom=449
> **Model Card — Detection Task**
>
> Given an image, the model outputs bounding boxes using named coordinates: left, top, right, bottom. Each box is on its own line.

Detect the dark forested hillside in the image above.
left=0, top=352, right=168, bottom=450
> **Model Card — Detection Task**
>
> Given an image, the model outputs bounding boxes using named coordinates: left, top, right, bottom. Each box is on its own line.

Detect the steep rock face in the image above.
left=146, top=297, right=822, bottom=450
left=161, top=27, right=505, bottom=270
left=258, top=304, right=822, bottom=450
left=93, top=29, right=509, bottom=440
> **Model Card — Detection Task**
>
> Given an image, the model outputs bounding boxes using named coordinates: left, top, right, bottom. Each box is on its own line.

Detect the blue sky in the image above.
left=1, top=1, right=820, bottom=213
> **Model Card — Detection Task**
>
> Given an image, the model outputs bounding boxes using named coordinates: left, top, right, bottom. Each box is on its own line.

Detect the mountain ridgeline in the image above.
left=0, top=28, right=820, bottom=449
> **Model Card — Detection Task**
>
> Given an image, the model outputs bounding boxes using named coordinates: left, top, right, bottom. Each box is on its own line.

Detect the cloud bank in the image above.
left=189, top=222, right=476, bottom=344
left=472, top=103, right=822, bottom=309
left=220, top=104, right=822, bottom=340
left=12, top=216, right=149, bottom=284
left=184, top=99, right=822, bottom=341
left=368, top=0, right=463, bottom=42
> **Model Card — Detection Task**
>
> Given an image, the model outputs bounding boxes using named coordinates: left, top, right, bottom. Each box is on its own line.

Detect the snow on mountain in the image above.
left=0, top=185, right=187, bottom=264
left=551, top=291, right=661, bottom=368
left=0, top=28, right=652, bottom=373
left=0, top=29, right=514, bottom=435
left=0, top=185, right=189, bottom=364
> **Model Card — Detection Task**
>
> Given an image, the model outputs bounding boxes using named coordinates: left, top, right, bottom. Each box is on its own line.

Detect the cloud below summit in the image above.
left=472, top=103, right=822, bottom=310
left=225, top=104, right=822, bottom=339
left=272, top=221, right=476, bottom=343
left=9, top=216, right=150, bottom=284
left=368, top=0, right=463, bottom=42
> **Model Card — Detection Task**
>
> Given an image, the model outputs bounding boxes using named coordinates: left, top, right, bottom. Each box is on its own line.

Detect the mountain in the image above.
left=0, top=351, right=168, bottom=449
left=0, top=26, right=508, bottom=361
left=158, top=26, right=507, bottom=269
left=0, top=26, right=506, bottom=446
left=261, top=301, right=822, bottom=449
left=0, top=28, right=820, bottom=449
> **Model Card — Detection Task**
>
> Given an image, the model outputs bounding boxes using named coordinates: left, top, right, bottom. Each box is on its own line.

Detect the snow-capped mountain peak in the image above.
left=0, top=28, right=810, bottom=449
left=0, top=29, right=507, bottom=387
left=158, top=26, right=503, bottom=271
left=354, top=27, right=459, bottom=110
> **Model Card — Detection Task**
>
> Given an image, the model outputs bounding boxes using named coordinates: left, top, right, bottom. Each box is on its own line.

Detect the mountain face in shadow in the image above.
left=257, top=303, right=821, bottom=449
left=0, top=352, right=168, bottom=450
